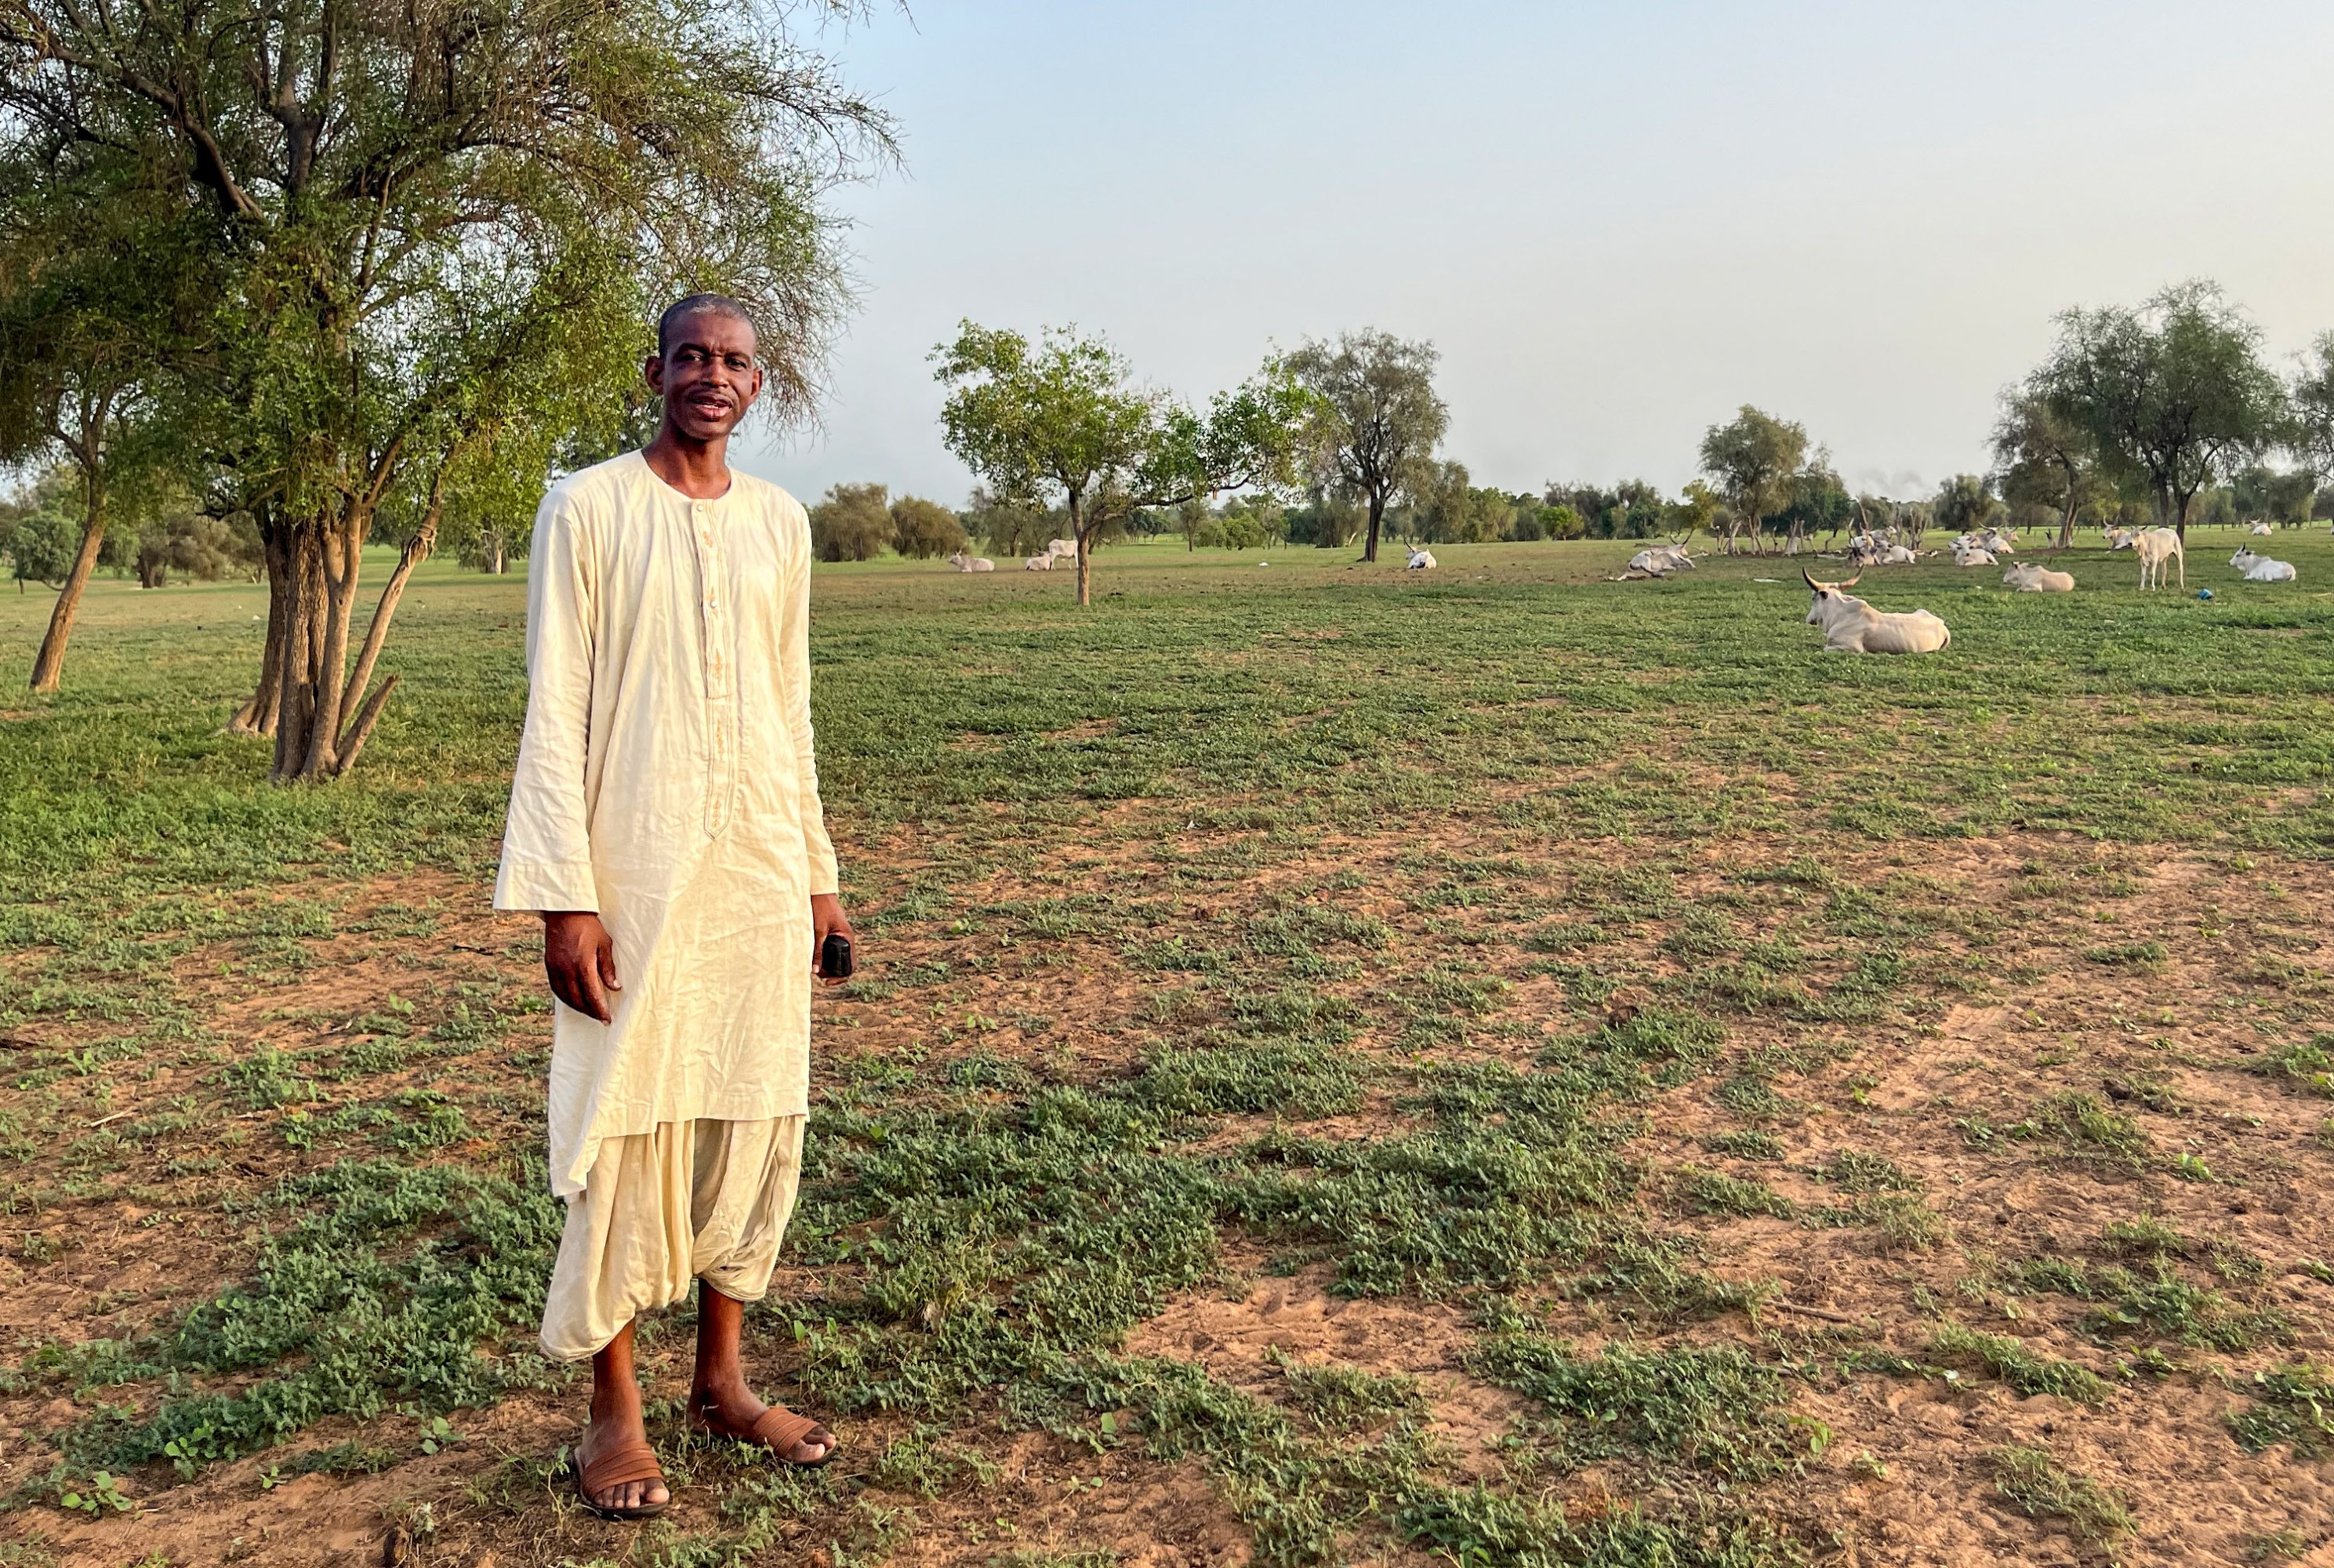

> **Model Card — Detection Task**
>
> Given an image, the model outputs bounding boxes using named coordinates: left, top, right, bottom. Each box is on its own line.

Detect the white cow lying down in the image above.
left=1802, top=571, right=1951, bottom=654
left=1407, top=547, right=1437, bottom=569
left=2231, top=546, right=2298, bottom=583
left=947, top=551, right=996, bottom=572
left=1625, top=545, right=1694, bottom=577
left=2003, top=561, right=2075, bottom=593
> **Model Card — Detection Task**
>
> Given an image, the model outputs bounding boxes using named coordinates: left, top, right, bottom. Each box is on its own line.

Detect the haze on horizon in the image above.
left=743, top=0, right=2334, bottom=510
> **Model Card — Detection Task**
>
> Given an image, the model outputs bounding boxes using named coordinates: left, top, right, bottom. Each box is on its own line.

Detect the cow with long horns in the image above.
left=1802, top=571, right=1951, bottom=655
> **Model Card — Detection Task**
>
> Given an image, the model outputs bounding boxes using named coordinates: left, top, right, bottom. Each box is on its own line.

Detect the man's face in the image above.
left=646, top=311, right=764, bottom=442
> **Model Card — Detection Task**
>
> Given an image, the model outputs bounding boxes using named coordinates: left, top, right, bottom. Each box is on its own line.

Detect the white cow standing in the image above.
left=1407, top=547, right=1437, bottom=570
left=1046, top=539, right=1078, bottom=561
left=2133, top=528, right=2183, bottom=590
left=2231, top=546, right=2298, bottom=583
left=1802, top=572, right=1951, bottom=655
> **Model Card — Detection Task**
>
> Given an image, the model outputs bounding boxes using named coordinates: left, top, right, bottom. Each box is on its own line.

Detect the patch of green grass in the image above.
left=2035, top=1091, right=2151, bottom=1167
left=1929, top=1324, right=2110, bottom=1404
left=1704, top=1130, right=1783, bottom=1160
left=2248, top=1034, right=2334, bottom=1096
left=1821, top=1150, right=1918, bottom=1192
left=1679, top=1167, right=1795, bottom=1220
left=15, top=543, right=2334, bottom=1557
left=2229, top=1363, right=2334, bottom=1458
left=42, top=1160, right=561, bottom=1472
left=1468, top=1330, right=1806, bottom=1481
left=2009, top=1256, right=2285, bottom=1352
left=2099, top=1216, right=2188, bottom=1258
left=1267, top=1347, right=1425, bottom=1429
left=1988, top=1444, right=2134, bottom=1544
left=2080, top=940, right=2169, bottom=971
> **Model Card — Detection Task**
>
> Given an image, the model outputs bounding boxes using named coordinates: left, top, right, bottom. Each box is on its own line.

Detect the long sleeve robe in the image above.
left=493, top=451, right=839, bottom=1200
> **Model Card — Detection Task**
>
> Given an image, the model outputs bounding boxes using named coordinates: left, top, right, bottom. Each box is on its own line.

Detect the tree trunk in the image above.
left=292, top=509, right=369, bottom=780
left=1362, top=491, right=1384, bottom=563
left=27, top=466, right=107, bottom=693
left=231, top=511, right=292, bottom=736
left=273, top=520, right=327, bottom=779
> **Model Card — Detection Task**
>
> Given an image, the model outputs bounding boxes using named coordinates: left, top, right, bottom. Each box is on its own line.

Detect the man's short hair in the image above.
left=656, top=293, right=757, bottom=356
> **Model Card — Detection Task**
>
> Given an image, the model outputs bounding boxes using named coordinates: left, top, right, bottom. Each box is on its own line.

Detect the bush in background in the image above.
left=810, top=482, right=893, bottom=561
left=891, top=495, right=967, bottom=558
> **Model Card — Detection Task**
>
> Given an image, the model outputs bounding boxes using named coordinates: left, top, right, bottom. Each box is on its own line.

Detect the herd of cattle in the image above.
left=1616, top=523, right=2309, bottom=656
left=940, top=525, right=2306, bottom=659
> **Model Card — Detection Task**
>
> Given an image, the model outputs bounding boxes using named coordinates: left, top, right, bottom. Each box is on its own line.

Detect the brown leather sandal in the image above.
left=691, top=1403, right=837, bottom=1468
left=570, top=1436, right=671, bottom=1520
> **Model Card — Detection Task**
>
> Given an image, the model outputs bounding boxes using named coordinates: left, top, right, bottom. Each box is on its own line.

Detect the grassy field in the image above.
left=5, top=529, right=2334, bottom=1566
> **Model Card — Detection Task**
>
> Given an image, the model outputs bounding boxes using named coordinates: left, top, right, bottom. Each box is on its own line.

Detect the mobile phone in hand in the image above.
left=819, top=932, right=854, bottom=979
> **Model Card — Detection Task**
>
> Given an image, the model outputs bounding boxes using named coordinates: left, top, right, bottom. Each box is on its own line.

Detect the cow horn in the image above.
left=1802, top=569, right=1820, bottom=589
left=1839, top=573, right=1861, bottom=588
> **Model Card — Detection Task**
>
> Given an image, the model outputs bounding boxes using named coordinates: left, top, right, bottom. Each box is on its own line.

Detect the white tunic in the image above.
left=493, top=452, right=839, bottom=1199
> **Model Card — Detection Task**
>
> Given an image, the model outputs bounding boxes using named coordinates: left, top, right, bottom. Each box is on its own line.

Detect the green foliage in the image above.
left=811, top=482, right=895, bottom=562
left=2035, top=280, right=2289, bottom=529
left=1267, top=1347, right=1425, bottom=1429
left=1821, top=1151, right=1917, bottom=1192
left=2035, top=1092, right=2151, bottom=1165
left=1704, top=1130, right=1783, bottom=1160
left=2009, top=1255, right=2285, bottom=1351
left=1284, top=330, right=1448, bottom=561
left=1698, top=407, right=1807, bottom=550
left=889, top=495, right=968, bottom=560
left=934, top=321, right=1314, bottom=600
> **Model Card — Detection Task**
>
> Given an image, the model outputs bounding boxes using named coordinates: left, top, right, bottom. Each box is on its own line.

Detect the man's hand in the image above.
left=543, top=911, right=621, bottom=1022
left=811, top=893, right=854, bottom=986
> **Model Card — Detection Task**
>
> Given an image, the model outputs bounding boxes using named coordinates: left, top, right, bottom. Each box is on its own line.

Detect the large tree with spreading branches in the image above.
left=2031, top=281, right=2285, bottom=539
left=2, top=0, right=895, bottom=779
left=1283, top=330, right=1447, bottom=564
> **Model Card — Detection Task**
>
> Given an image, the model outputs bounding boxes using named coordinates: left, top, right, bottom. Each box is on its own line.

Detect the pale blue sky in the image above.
left=740, top=1, right=2334, bottom=506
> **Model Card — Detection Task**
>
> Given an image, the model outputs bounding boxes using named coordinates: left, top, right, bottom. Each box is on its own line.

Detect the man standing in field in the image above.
left=495, top=293, right=851, bottom=1518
